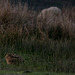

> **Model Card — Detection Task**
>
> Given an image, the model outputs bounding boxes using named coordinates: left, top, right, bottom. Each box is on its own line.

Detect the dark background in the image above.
left=3, top=0, right=75, bottom=10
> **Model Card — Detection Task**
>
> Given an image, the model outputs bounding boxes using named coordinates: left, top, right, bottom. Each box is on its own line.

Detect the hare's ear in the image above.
left=5, top=54, right=8, bottom=58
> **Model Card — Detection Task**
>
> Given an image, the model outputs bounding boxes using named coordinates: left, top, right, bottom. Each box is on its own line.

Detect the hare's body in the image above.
left=5, top=53, right=24, bottom=64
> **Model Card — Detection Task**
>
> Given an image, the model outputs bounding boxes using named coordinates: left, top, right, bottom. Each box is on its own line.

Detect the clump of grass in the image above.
left=37, top=6, right=75, bottom=40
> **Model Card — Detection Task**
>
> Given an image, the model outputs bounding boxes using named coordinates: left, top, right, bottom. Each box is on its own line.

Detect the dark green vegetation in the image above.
left=0, top=70, right=75, bottom=75
left=0, top=0, right=75, bottom=74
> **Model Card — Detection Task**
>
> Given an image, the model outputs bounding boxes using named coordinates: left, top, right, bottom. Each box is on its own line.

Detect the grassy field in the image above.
left=0, top=0, right=75, bottom=74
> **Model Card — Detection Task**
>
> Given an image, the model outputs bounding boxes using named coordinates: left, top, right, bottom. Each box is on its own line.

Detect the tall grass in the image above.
left=0, top=0, right=75, bottom=73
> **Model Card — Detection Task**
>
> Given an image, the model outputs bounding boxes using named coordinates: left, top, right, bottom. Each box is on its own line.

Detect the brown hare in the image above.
left=5, top=53, right=24, bottom=64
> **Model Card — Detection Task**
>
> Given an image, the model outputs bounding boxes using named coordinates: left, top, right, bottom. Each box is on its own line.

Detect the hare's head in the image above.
left=5, top=53, right=14, bottom=64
